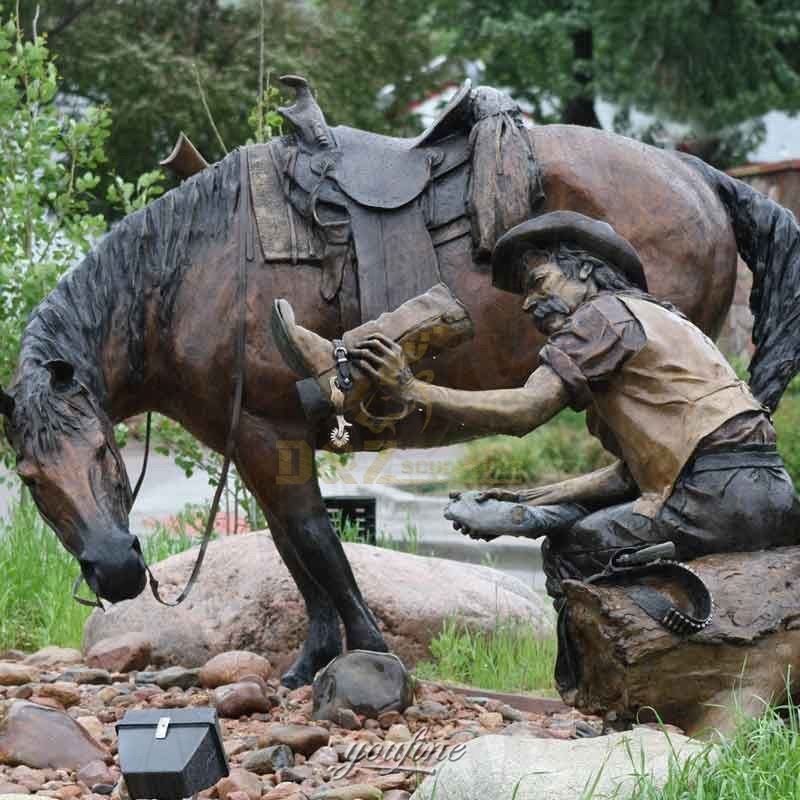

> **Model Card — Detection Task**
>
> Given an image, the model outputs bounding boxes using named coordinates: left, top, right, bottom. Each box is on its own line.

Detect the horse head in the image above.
left=1, top=360, right=147, bottom=603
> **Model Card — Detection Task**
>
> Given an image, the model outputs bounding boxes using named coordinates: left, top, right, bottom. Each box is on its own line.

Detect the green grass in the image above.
left=587, top=690, right=800, bottom=800
left=0, top=495, right=94, bottom=651
left=413, top=615, right=557, bottom=695
left=452, top=408, right=612, bottom=488
left=0, top=495, right=208, bottom=651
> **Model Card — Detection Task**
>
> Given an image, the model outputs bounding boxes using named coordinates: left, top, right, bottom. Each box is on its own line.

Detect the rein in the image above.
left=73, top=148, right=253, bottom=611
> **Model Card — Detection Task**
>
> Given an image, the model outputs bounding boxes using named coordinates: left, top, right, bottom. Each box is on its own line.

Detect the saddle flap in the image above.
left=322, top=127, right=436, bottom=210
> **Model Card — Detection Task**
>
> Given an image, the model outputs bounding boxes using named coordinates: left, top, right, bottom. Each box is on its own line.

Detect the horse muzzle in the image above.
left=80, top=533, right=147, bottom=603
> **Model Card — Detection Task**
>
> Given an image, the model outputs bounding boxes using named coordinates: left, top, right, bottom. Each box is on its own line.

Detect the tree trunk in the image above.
left=561, top=28, right=601, bottom=128
left=561, top=546, right=800, bottom=737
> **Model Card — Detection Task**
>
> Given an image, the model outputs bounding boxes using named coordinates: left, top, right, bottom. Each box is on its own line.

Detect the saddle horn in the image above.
left=277, top=75, right=332, bottom=149
left=0, top=387, right=14, bottom=419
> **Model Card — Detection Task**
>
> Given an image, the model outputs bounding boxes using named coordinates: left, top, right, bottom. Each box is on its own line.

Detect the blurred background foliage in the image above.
left=23, top=0, right=800, bottom=197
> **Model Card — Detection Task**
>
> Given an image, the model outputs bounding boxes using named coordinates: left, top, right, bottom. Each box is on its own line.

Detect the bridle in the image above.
left=73, top=147, right=253, bottom=610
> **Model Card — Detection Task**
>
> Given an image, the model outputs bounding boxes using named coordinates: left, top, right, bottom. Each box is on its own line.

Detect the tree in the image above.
left=20, top=0, right=442, bottom=198
left=0, top=7, right=162, bottom=467
left=0, top=6, right=108, bottom=390
left=429, top=0, right=800, bottom=166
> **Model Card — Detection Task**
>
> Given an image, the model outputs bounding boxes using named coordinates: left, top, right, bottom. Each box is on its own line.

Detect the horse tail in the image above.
left=678, top=152, right=800, bottom=411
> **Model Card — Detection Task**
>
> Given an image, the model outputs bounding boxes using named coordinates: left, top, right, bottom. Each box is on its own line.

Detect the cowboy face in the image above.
left=521, top=253, right=592, bottom=335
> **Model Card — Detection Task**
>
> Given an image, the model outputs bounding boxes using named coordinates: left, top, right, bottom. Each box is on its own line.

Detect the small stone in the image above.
left=10, top=766, right=46, bottom=791
left=377, top=711, right=402, bottom=729
left=85, top=635, right=151, bottom=674
left=275, top=766, right=313, bottom=784
left=478, top=711, right=503, bottom=729
left=91, top=785, right=115, bottom=796
left=96, top=688, right=119, bottom=705
left=261, top=725, right=329, bottom=757
left=223, top=738, right=254, bottom=758
left=307, top=746, right=338, bottom=768
left=0, top=782, right=31, bottom=794
left=263, top=782, right=304, bottom=800
left=495, top=703, right=524, bottom=722
left=384, top=724, right=411, bottom=743
left=153, top=667, right=201, bottom=691
left=36, top=683, right=81, bottom=709
left=131, top=672, right=158, bottom=685
left=335, top=709, right=361, bottom=730
left=312, top=784, right=383, bottom=800
left=8, top=685, right=33, bottom=700
left=241, top=745, right=294, bottom=775
left=417, top=701, right=448, bottom=720
left=77, top=761, right=115, bottom=788
left=27, top=695, right=64, bottom=711
left=199, top=653, right=272, bottom=689
left=215, top=768, right=262, bottom=800
left=225, top=792, right=251, bottom=800
left=54, top=785, right=83, bottom=799
left=370, top=775, right=407, bottom=792
left=0, top=649, right=26, bottom=661
left=213, top=683, right=271, bottom=719
left=0, top=664, right=38, bottom=687
left=58, top=669, right=111, bottom=686
left=383, top=792, right=410, bottom=800
left=24, top=649, right=83, bottom=669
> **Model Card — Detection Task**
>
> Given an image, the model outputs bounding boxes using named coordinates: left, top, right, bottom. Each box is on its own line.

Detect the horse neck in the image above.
left=19, top=152, right=242, bottom=423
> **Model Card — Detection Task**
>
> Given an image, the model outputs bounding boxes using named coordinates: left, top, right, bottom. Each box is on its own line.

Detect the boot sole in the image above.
left=271, top=299, right=314, bottom=379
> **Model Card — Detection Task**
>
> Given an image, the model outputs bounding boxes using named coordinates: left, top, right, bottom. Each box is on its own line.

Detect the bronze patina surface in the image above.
left=2, top=79, right=800, bottom=688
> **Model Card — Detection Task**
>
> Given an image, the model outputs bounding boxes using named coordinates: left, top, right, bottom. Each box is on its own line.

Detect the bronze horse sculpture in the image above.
left=2, top=80, right=799, bottom=687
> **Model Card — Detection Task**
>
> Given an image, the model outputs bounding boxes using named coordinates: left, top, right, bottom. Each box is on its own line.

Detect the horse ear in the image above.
left=44, top=359, right=76, bottom=390
left=0, top=387, right=13, bottom=418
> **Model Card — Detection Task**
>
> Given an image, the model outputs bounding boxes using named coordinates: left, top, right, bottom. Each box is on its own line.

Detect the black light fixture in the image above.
left=117, top=709, right=229, bottom=800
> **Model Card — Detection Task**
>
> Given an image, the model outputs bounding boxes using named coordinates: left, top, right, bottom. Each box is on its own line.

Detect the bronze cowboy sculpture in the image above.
left=274, top=210, right=800, bottom=691
left=4, top=66, right=800, bottom=689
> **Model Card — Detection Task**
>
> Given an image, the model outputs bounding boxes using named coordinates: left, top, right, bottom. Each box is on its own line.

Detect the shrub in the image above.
left=453, top=409, right=612, bottom=488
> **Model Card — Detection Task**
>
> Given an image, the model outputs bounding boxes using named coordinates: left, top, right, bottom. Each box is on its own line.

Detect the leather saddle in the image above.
left=268, top=75, right=475, bottom=323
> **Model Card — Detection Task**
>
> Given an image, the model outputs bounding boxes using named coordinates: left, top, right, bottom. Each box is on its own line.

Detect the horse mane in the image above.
left=12, top=148, right=242, bottom=454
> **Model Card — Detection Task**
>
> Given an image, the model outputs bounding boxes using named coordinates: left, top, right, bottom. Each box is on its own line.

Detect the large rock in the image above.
left=0, top=700, right=107, bottom=769
left=562, top=545, right=800, bottom=736
left=83, top=534, right=551, bottom=675
left=411, top=729, right=707, bottom=800
left=313, top=651, right=413, bottom=721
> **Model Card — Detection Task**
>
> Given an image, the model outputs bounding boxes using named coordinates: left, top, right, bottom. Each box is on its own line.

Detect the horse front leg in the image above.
left=235, top=412, right=387, bottom=687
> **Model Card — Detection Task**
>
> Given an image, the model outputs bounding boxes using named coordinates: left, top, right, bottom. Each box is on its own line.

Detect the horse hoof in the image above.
left=280, top=664, right=313, bottom=689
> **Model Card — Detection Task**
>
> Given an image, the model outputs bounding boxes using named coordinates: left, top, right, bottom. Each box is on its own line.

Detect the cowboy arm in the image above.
left=402, top=365, right=569, bottom=437
left=352, top=335, right=569, bottom=437
left=516, top=460, right=638, bottom=506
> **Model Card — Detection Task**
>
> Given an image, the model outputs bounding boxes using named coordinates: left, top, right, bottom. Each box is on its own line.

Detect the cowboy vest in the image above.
left=588, top=295, right=765, bottom=517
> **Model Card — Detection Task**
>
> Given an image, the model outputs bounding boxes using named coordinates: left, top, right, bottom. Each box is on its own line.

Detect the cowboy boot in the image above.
left=271, top=283, right=474, bottom=422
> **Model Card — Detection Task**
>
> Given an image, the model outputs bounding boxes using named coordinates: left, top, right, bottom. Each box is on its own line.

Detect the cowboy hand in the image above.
left=351, top=334, right=414, bottom=399
left=475, top=487, right=520, bottom=503
left=444, top=492, right=501, bottom=541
